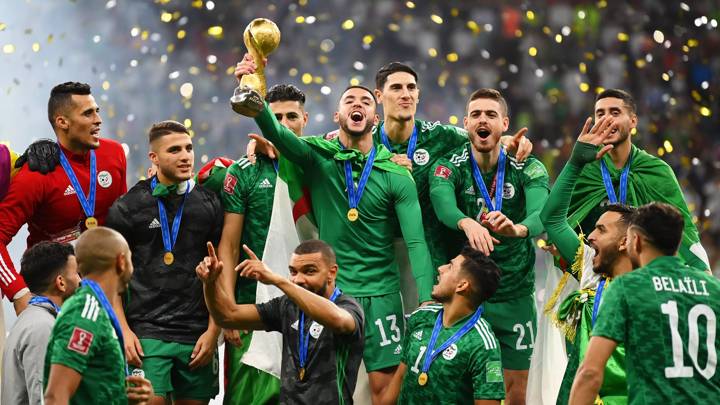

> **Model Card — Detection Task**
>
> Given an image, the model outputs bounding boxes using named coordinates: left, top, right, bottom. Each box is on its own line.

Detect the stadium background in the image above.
left=1, top=1, right=719, bottom=394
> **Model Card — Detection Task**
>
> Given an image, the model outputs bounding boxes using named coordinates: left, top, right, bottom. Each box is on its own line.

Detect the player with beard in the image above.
left=429, top=89, right=549, bottom=404
left=567, top=89, right=708, bottom=271
left=106, top=121, right=223, bottom=405
left=0, top=82, right=127, bottom=314
left=372, top=62, right=532, bottom=279
left=540, top=115, right=636, bottom=405
left=43, top=227, right=153, bottom=405
left=570, top=203, right=720, bottom=404
left=378, top=246, right=504, bottom=404
left=236, top=53, right=434, bottom=403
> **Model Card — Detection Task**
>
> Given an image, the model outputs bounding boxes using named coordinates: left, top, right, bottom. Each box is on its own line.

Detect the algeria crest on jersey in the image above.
left=442, top=343, right=459, bottom=360
left=309, top=321, right=324, bottom=339
left=97, top=171, right=113, bottom=188
left=413, top=148, right=430, bottom=166
left=502, top=183, right=515, bottom=199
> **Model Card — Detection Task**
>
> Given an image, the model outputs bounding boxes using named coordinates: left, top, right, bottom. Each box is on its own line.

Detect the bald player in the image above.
left=43, top=227, right=153, bottom=405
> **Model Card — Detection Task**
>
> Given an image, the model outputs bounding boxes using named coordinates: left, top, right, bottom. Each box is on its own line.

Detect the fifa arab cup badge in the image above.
left=164, top=252, right=174, bottom=266
left=230, top=18, right=281, bottom=117
left=418, top=372, right=428, bottom=386
left=299, top=367, right=305, bottom=381
left=347, top=208, right=359, bottom=222
left=85, top=216, right=98, bottom=229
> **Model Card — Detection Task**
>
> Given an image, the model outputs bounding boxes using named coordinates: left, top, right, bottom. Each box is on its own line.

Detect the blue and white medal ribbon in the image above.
left=600, top=153, right=632, bottom=204
left=380, top=123, right=418, bottom=161
left=341, top=143, right=377, bottom=222
left=82, top=279, right=129, bottom=376
left=469, top=145, right=507, bottom=219
left=58, top=147, right=97, bottom=229
left=417, top=306, right=484, bottom=386
left=151, top=177, right=190, bottom=266
left=29, top=295, right=61, bottom=314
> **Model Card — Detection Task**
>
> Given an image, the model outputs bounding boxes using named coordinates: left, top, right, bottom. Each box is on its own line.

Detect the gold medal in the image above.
left=84, top=216, right=98, bottom=229
left=163, top=252, right=174, bottom=265
left=418, top=372, right=428, bottom=386
left=347, top=208, right=359, bottom=222
left=299, top=367, right=305, bottom=381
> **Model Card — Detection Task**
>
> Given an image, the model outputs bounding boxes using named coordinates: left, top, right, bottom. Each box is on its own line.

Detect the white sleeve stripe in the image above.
left=90, top=298, right=100, bottom=321
left=0, top=253, right=17, bottom=284
left=474, top=324, right=491, bottom=349
left=81, top=294, right=91, bottom=318
left=478, top=321, right=497, bottom=350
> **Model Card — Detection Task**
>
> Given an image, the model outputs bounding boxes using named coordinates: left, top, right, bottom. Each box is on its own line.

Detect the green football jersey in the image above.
left=44, top=285, right=127, bottom=404
left=254, top=106, right=435, bottom=302
left=398, top=304, right=505, bottom=403
left=372, top=120, right=468, bottom=270
left=429, top=143, right=550, bottom=301
left=593, top=256, right=720, bottom=403
left=222, top=154, right=277, bottom=304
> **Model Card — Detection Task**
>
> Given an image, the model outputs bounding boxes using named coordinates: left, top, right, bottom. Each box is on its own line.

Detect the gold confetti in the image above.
left=299, top=0, right=308, bottom=5
left=526, top=10, right=535, bottom=21
left=179, top=82, right=193, bottom=98
left=515, top=29, right=523, bottom=38
left=177, top=30, right=186, bottom=39
left=700, top=106, right=711, bottom=117
left=635, top=59, right=646, bottom=68
left=446, top=53, right=458, bottom=62
left=617, top=32, right=629, bottom=42
left=342, top=19, right=354, bottom=30
left=657, top=147, right=665, bottom=156
left=289, top=68, right=298, bottom=77
left=428, top=48, right=438, bottom=57
left=405, top=1, right=415, bottom=8
left=47, top=34, right=54, bottom=43
left=0, top=23, right=6, bottom=31
left=160, top=11, right=173, bottom=23
left=431, top=15, right=443, bottom=24
left=554, top=34, right=562, bottom=43
left=451, top=8, right=459, bottom=17
left=295, top=16, right=305, bottom=24
left=595, top=87, right=605, bottom=94
left=313, top=76, right=323, bottom=84
left=191, top=0, right=203, bottom=8
left=528, top=47, right=537, bottom=57
left=579, top=62, right=587, bottom=73
left=350, top=78, right=360, bottom=86
left=691, top=90, right=702, bottom=102
left=388, top=23, right=400, bottom=32
left=542, top=26, right=551, bottom=35
left=184, top=118, right=192, bottom=128
left=141, top=30, right=149, bottom=40
left=467, top=21, right=480, bottom=33
left=662, top=73, right=670, bottom=81
left=687, top=39, right=699, bottom=47
left=207, top=26, right=223, bottom=38
left=579, top=83, right=590, bottom=92
left=102, top=81, right=110, bottom=90
left=438, top=70, right=449, bottom=87
left=2, top=44, right=15, bottom=54
left=363, top=35, right=374, bottom=45
left=449, top=115, right=458, bottom=125
left=663, top=140, right=673, bottom=153
left=301, top=73, right=312, bottom=84
left=32, top=42, right=40, bottom=52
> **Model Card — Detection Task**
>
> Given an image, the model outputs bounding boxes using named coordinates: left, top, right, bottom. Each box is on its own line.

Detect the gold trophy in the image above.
left=230, top=18, right=281, bottom=117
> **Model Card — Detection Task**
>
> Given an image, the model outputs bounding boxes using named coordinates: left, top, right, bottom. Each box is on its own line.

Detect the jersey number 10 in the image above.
left=661, top=300, right=717, bottom=379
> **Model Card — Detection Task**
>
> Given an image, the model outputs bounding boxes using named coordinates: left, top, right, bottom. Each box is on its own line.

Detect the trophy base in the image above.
left=230, top=87, right=265, bottom=117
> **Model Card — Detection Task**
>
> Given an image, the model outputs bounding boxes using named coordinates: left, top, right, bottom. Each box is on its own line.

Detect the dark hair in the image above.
left=294, top=239, right=337, bottom=265
left=47, top=82, right=92, bottom=127
left=375, top=62, right=418, bottom=90
left=266, top=84, right=306, bottom=105
left=341, top=85, right=377, bottom=104
left=20, top=242, right=75, bottom=294
left=467, top=88, right=509, bottom=116
left=629, top=202, right=684, bottom=256
left=603, top=204, right=636, bottom=229
left=148, top=120, right=189, bottom=143
left=596, top=89, right=637, bottom=115
left=459, top=245, right=502, bottom=304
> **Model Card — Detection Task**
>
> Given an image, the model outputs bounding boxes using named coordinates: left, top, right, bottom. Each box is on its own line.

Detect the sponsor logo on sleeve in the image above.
left=68, top=327, right=94, bottom=356
left=486, top=360, right=503, bottom=382
left=223, top=174, right=238, bottom=194
left=433, top=165, right=452, bottom=179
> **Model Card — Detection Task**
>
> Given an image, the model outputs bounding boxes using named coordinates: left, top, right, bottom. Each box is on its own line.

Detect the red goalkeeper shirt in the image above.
left=0, top=139, right=127, bottom=299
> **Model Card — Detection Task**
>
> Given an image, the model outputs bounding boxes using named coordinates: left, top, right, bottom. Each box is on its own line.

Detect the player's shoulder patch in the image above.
left=79, top=293, right=101, bottom=322
left=473, top=318, right=498, bottom=350
left=67, top=326, right=94, bottom=356
left=486, top=360, right=503, bottom=383
left=522, top=157, right=549, bottom=180
left=448, top=147, right=470, bottom=167
left=433, top=165, right=452, bottom=180
left=223, top=173, right=238, bottom=194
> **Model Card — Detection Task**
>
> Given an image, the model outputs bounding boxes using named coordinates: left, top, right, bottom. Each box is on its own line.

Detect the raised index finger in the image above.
left=207, top=242, right=217, bottom=259
left=512, top=127, right=528, bottom=143
left=242, top=244, right=259, bottom=260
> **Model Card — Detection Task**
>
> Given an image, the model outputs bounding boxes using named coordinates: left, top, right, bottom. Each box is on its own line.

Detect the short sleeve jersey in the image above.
left=43, top=285, right=127, bottom=404
left=429, top=143, right=550, bottom=301
left=592, top=256, right=720, bottom=403
left=398, top=304, right=505, bottom=403
left=256, top=294, right=365, bottom=404
left=372, top=120, right=467, bottom=269
left=221, top=154, right=277, bottom=304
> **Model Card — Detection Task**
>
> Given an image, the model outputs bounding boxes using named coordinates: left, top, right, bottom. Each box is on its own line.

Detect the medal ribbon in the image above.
left=591, top=277, right=607, bottom=326
left=421, top=306, right=484, bottom=376
left=380, top=123, right=418, bottom=160
left=600, top=153, right=632, bottom=204
left=298, top=288, right=342, bottom=375
left=29, top=295, right=61, bottom=314
left=469, top=145, right=506, bottom=213
left=151, top=177, right=190, bottom=256
left=341, top=144, right=377, bottom=213
left=58, top=147, right=96, bottom=220
left=82, top=279, right=129, bottom=376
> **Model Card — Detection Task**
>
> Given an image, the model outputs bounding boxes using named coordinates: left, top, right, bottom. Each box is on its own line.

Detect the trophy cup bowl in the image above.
left=231, top=18, right=281, bottom=117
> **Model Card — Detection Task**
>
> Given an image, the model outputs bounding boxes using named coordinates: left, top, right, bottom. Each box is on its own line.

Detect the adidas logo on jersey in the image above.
left=413, top=330, right=423, bottom=340
left=64, top=185, right=76, bottom=196
left=148, top=218, right=161, bottom=229
left=394, top=344, right=402, bottom=355
left=81, top=294, right=100, bottom=322
left=259, top=178, right=272, bottom=189
left=465, top=186, right=475, bottom=195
